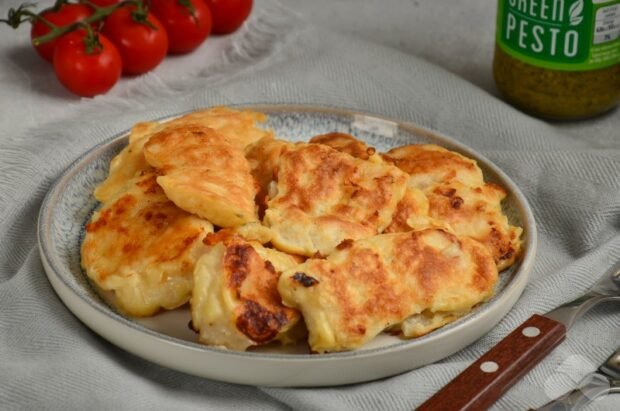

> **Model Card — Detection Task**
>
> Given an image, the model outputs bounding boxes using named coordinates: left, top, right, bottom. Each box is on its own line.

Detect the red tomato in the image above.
left=204, top=0, right=252, bottom=34
left=31, top=4, right=93, bottom=62
left=150, top=0, right=212, bottom=54
left=89, top=0, right=120, bottom=6
left=53, top=31, right=122, bottom=97
left=102, top=6, right=168, bottom=75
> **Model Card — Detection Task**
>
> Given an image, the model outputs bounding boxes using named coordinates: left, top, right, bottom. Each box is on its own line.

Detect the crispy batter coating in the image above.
left=245, top=137, right=295, bottom=217
left=169, top=106, right=272, bottom=148
left=94, top=122, right=162, bottom=203
left=426, top=181, right=522, bottom=271
left=82, top=171, right=214, bottom=317
left=144, top=125, right=257, bottom=227
left=278, top=229, right=498, bottom=352
left=264, top=143, right=409, bottom=256
left=191, top=232, right=302, bottom=350
left=384, top=144, right=485, bottom=189
left=393, top=310, right=468, bottom=338
left=309, top=132, right=380, bottom=162
left=384, top=144, right=522, bottom=270
left=383, top=187, right=430, bottom=233
left=95, top=107, right=270, bottom=204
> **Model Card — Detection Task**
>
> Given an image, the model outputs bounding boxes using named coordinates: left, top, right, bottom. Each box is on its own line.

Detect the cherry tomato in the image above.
left=31, top=4, right=93, bottom=62
left=89, top=0, right=120, bottom=6
left=53, top=31, right=122, bottom=97
left=204, top=0, right=252, bottom=34
left=102, top=6, right=168, bottom=75
left=150, top=0, right=212, bottom=54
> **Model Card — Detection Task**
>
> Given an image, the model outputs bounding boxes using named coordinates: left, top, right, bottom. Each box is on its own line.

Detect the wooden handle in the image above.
left=416, top=314, right=566, bottom=411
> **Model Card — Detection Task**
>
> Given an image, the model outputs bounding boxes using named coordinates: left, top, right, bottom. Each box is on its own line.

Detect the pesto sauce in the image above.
left=493, top=46, right=620, bottom=119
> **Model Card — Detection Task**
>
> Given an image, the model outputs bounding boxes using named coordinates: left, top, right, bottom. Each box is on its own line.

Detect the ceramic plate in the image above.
left=38, top=104, right=537, bottom=387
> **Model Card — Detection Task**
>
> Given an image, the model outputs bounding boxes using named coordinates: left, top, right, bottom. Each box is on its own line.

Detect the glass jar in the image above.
left=493, top=0, right=620, bottom=120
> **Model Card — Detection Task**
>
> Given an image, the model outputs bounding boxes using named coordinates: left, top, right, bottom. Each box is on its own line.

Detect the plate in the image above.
left=38, top=104, right=537, bottom=387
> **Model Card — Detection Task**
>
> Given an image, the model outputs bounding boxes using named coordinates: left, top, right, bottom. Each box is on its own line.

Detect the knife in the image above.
left=416, top=261, right=620, bottom=411
left=533, top=346, right=620, bottom=410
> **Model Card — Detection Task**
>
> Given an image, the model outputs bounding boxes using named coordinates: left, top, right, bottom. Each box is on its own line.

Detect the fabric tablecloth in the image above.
left=1, top=0, right=619, bottom=410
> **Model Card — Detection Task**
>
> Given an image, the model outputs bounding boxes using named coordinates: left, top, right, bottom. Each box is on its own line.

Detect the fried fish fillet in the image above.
left=263, top=143, right=409, bottom=256
left=278, top=229, right=498, bottom=352
left=95, top=107, right=270, bottom=204
left=82, top=171, right=214, bottom=317
left=94, top=121, right=162, bottom=203
left=171, top=106, right=272, bottom=148
left=245, top=137, right=295, bottom=217
left=144, top=125, right=257, bottom=227
left=383, top=186, right=430, bottom=233
left=309, top=132, right=380, bottom=162
left=384, top=144, right=522, bottom=270
left=425, top=181, right=522, bottom=271
left=384, top=144, right=485, bottom=189
left=191, top=231, right=302, bottom=350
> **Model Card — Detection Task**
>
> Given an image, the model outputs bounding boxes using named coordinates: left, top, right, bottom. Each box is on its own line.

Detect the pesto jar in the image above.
left=494, top=0, right=620, bottom=119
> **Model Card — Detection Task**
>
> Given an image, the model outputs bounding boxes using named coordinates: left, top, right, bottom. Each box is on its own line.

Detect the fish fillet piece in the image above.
left=309, top=132, right=381, bottom=162
left=169, top=106, right=272, bottom=149
left=95, top=107, right=270, bottom=203
left=425, top=181, right=522, bottom=271
left=191, top=231, right=302, bottom=350
left=245, top=137, right=296, bottom=217
left=81, top=171, right=214, bottom=317
left=278, top=229, right=498, bottom=353
left=94, top=122, right=162, bottom=203
left=264, top=143, right=409, bottom=256
left=384, top=144, right=485, bottom=189
left=144, top=124, right=257, bottom=227
left=383, top=186, right=430, bottom=233
left=384, top=144, right=522, bottom=270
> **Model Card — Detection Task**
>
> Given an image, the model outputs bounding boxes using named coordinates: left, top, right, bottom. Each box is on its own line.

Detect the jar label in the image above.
left=496, top=0, right=620, bottom=70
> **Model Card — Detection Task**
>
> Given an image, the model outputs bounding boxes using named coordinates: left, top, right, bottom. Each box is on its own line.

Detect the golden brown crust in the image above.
left=144, top=125, right=257, bottom=227
left=383, top=187, right=430, bottom=233
left=82, top=170, right=213, bottom=317
left=384, top=144, right=522, bottom=271
left=265, top=143, right=409, bottom=256
left=426, top=181, right=522, bottom=271
left=384, top=144, right=485, bottom=189
left=191, top=233, right=301, bottom=350
left=278, top=229, right=498, bottom=352
left=309, top=132, right=378, bottom=161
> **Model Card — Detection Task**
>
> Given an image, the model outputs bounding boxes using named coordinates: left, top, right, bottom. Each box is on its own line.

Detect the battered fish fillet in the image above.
left=384, top=144, right=522, bottom=270
left=383, top=186, right=430, bottom=233
left=94, top=121, right=162, bottom=203
left=309, top=132, right=381, bottom=162
left=384, top=144, right=485, bottom=189
left=245, top=137, right=295, bottom=216
left=144, top=125, right=257, bottom=227
left=170, top=106, right=272, bottom=148
left=278, top=229, right=498, bottom=353
left=81, top=171, right=214, bottom=317
left=191, top=231, right=302, bottom=350
left=95, top=107, right=270, bottom=203
left=426, top=181, right=522, bottom=271
left=309, top=135, right=435, bottom=235
left=264, top=143, right=409, bottom=256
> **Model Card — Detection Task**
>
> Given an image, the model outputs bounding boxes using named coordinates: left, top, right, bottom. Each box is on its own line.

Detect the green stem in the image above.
left=32, top=0, right=141, bottom=46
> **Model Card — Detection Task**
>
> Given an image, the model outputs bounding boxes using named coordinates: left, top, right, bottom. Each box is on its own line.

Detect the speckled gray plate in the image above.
left=38, top=104, right=536, bottom=387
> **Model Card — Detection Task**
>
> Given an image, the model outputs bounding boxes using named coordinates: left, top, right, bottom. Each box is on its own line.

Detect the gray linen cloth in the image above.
left=1, top=0, right=619, bottom=409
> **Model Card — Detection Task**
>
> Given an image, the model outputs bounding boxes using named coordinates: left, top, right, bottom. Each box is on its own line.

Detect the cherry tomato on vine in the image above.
left=53, top=30, right=122, bottom=97
left=88, top=0, right=121, bottom=6
left=31, top=3, right=93, bottom=62
left=203, top=0, right=252, bottom=34
left=102, top=6, right=168, bottom=75
left=150, top=0, right=212, bottom=54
